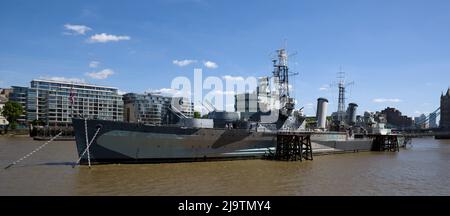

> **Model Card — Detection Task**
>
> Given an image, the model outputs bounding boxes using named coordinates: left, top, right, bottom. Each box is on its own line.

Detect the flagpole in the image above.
left=70, top=83, right=74, bottom=121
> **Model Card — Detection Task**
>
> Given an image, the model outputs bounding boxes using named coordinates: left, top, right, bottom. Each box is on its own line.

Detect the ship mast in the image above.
left=272, top=48, right=295, bottom=118
left=337, top=70, right=345, bottom=122
left=336, top=68, right=354, bottom=123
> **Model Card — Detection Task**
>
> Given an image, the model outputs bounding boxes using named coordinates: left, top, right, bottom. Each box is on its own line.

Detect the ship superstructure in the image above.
left=72, top=48, right=375, bottom=164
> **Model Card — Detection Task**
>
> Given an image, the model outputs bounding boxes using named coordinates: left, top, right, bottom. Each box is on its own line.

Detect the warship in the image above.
left=72, top=48, right=374, bottom=164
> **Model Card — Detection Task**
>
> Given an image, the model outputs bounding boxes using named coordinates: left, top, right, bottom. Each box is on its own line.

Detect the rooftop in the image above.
left=31, top=79, right=118, bottom=90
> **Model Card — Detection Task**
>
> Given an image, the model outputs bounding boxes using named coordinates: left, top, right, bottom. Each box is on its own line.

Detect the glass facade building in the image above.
left=25, top=79, right=123, bottom=125
left=10, top=86, right=29, bottom=124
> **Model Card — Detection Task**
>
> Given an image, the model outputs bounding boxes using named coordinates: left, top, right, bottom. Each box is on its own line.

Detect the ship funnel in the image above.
left=316, top=98, right=329, bottom=129
left=346, top=103, right=358, bottom=125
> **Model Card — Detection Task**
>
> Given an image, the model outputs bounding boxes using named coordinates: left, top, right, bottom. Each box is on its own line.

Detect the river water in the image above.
left=0, top=136, right=449, bottom=195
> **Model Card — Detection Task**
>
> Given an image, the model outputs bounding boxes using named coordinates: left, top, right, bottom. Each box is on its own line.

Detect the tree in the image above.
left=1, top=101, right=24, bottom=132
left=305, top=117, right=317, bottom=129
left=194, top=111, right=201, bottom=119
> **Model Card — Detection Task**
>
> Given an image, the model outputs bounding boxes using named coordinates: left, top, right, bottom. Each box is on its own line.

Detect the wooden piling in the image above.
left=371, top=135, right=401, bottom=152
left=268, top=132, right=313, bottom=161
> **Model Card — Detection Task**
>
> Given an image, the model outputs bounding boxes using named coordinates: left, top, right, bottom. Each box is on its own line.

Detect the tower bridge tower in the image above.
left=440, top=88, right=450, bottom=129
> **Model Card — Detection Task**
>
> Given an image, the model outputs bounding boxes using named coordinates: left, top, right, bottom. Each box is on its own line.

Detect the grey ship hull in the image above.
left=73, top=118, right=374, bottom=164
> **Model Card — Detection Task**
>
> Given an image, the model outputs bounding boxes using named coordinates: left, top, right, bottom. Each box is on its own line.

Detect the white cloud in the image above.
left=172, top=59, right=197, bottom=67
left=372, top=98, right=402, bottom=103
left=85, top=69, right=114, bottom=79
left=319, top=84, right=330, bottom=91
left=147, top=88, right=191, bottom=97
left=117, top=90, right=127, bottom=95
left=204, top=61, right=218, bottom=69
left=154, top=88, right=179, bottom=95
left=303, top=103, right=314, bottom=110
left=41, top=76, right=86, bottom=83
left=222, top=75, right=244, bottom=81
left=64, top=24, right=92, bottom=35
left=87, top=33, right=131, bottom=43
left=89, top=61, right=100, bottom=68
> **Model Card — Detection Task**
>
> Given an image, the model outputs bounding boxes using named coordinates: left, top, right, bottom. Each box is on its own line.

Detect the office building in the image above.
left=381, top=107, right=413, bottom=129
left=0, top=94, right=9, bottom=127
left=25, top=79, right=123, bottom=125
left=429, top=112, right=438, bottom=128
left=9, top=86, right=28, bottom=124
left=123, top=92, right=193, bottom=125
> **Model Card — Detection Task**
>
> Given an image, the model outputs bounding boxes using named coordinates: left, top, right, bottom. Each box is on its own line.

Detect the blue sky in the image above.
left=1, top=0, right=449, bottom=117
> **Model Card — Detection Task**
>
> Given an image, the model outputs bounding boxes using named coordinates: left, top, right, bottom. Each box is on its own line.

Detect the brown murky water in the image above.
left=0, top=136, right=449, bottom=195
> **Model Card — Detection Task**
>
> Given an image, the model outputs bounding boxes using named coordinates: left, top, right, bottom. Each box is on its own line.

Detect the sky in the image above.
left=1, top=0, right=450, bottom=117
